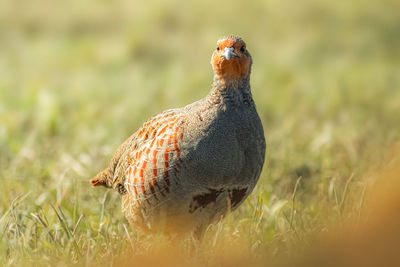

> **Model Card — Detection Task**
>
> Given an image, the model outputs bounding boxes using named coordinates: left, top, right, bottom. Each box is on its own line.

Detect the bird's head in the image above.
left=211, top=35, right=252, bottom=88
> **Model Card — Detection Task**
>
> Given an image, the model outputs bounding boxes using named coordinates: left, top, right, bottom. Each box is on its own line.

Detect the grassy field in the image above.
left=1, top=0, right=400, bottom=266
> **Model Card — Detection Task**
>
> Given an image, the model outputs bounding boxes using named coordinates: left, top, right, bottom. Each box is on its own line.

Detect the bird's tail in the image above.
left=90, top=167, right=113, bottom=188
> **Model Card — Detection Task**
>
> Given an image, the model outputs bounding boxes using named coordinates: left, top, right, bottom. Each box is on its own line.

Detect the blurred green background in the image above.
left=0, top=0, right=399, bottom=265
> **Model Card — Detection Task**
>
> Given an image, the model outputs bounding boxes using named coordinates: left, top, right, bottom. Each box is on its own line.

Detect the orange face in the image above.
left=211, top=36, right=251, bottom=86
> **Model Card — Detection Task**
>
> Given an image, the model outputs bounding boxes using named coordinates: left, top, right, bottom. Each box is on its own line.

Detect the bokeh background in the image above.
left=0, top=0, right=399, bottom=265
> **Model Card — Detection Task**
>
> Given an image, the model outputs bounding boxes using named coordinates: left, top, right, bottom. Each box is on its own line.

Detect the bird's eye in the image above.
left=217, top=46, right=220, bottom=51
left=240, top=46, right=246, bottom=53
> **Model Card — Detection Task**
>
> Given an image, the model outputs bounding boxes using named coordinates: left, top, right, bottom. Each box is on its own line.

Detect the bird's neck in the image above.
left=207, top=75, right=254, bottom=107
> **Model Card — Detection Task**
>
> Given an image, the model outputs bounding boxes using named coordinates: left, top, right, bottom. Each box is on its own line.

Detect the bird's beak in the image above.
left=222, top=47, right=238, bottom=60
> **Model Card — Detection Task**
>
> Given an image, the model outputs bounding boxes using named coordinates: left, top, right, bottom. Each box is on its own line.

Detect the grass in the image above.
left=0, top=0, right=400, bottom=265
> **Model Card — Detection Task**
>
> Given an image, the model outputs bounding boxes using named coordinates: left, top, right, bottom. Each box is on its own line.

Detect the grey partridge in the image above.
left=91, top=35, right=266, bottom=234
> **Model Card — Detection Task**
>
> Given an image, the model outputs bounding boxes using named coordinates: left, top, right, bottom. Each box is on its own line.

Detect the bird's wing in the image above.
left=113, top=109, right=186, bottom=204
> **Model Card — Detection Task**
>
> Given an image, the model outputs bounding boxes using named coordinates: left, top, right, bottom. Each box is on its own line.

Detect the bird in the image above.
left=90, top=35, right=266, bottom=235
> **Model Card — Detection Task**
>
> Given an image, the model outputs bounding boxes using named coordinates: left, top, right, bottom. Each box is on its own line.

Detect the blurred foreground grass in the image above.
left=0, top=0, right=399, bottom=266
